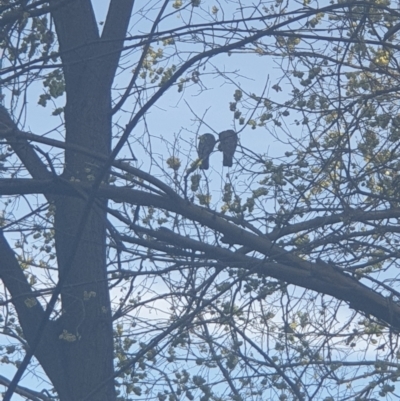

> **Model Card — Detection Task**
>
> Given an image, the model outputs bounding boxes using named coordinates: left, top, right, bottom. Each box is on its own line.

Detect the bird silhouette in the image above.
left=218, top=130, right=237, bottom=167
left=197, top=133, right=216, bottom=170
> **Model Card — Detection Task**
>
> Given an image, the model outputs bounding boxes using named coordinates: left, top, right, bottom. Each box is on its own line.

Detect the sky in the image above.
left=1, top=1, right=394, bottom=400
left=6, top=0, right=289, bottom=172
left=0, top=2, right=285, bottom=399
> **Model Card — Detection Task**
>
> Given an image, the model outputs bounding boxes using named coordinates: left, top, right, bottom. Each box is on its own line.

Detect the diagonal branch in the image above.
left=0, top=230, right=66, bottom=394
left=0, top=106, right=52, bottom=183
left=0, top=373, right=52, bottom=401
left=1, top=177, right=400, bottom=330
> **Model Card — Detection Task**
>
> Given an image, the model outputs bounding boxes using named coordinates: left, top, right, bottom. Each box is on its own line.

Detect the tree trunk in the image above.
left=43, top=1, right=132, bottom=399
left=53, top=92, right=114, bottom=400
left=51, top=14, right=115, bottom=401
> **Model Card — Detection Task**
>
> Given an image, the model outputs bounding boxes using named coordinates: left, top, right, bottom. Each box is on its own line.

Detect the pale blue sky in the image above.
left=1, top=2, right=370, bottom=400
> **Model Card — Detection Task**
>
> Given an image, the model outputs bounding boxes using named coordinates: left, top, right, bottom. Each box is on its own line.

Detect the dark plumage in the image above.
left=218, top=130, right=237, bottom=167
left=197, top=133, right=216, bottom=170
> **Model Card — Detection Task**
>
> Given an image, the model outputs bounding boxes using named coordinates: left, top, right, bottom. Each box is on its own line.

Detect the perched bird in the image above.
left=218, top=129, right=237, bottom=167
left=197, top=133, right=216, bottom=170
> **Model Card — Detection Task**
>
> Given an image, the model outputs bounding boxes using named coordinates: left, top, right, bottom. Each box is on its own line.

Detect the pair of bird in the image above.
left=197, top=130, right=238, bottom=170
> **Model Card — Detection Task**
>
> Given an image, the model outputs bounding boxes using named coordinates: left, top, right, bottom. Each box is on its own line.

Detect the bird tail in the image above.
left=200, top=158, right=209, bottom=170
left=223, top=154, right=233, bottom=167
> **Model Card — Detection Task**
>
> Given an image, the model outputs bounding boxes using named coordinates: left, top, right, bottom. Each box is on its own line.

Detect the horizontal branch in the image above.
left=1, top=177, right=400, bottom=329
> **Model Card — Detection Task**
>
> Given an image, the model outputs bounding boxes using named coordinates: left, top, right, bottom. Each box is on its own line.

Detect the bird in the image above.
left=218, top=130, right=237, bottom=167
left=197, top=133, right=216, bottom=170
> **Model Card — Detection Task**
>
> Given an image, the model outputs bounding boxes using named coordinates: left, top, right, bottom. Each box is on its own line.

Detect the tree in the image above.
left=1, top=0, right=400, bottom=400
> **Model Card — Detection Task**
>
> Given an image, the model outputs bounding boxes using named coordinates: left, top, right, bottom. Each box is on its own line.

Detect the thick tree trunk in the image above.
left=53, top=94, right=114, bottom=401
left=52, top=17, right=116, bottom=401
left=49, top=1, right=133, bottom=399
left=0, top=1, right=133, bottom=399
